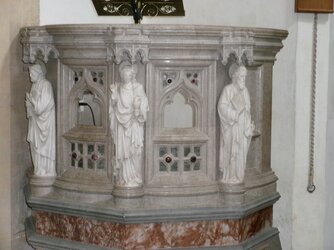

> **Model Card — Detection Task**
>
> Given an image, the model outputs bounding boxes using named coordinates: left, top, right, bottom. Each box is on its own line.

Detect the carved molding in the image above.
left=115, top=44, right=149, bottom=64
left=106, top=44, right=149, bottom=65
left=20, top=26, right=287, bottom=65
left=106, top=46, right=115, bottom=63
left=220, top=31, right=255, bottom=65
left=105, top=28, right=150, bottom=64
left=23, top=44, right=59, bottom=64
left=21, top=28, right=59, bottom=64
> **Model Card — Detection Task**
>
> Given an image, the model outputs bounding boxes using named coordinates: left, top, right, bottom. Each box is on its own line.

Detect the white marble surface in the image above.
left=110, top=65, right=148, bottom=187
left=218, top=64, right=253, bottom=184
left=26, top=64, right=56, bottom=177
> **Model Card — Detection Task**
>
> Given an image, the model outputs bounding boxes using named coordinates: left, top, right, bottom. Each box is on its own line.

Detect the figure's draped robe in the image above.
left=27, top=79, right=56, bottom=176
left=110, top=82, right=149, bottom=187
left=218, top=84, right=252, bottom=183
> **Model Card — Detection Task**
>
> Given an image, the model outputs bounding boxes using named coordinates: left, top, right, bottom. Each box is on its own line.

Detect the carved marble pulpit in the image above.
left=21, top=24, right=287, bottom=250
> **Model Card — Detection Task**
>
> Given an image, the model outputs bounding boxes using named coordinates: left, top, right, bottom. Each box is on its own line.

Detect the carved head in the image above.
left=130, top=64, right=138, bottom=81
left=229, top=63, right=247, bottom=90
left=28, top=64, right=45, bottom=83
left=120, top=66, right=133, bottom=84
left=119, top=63, right=138, bottom=84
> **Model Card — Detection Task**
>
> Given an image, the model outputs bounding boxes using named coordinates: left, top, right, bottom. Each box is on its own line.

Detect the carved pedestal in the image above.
left=21, top=24, right=287, bottom=250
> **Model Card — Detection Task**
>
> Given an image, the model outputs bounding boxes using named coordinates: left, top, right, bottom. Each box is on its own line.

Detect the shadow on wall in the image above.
left=9, top=32, right=34, bottom=248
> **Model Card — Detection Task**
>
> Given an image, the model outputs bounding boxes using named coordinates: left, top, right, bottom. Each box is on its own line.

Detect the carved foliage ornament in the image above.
left=23, top=44, right=59, bottom=64
left=107, top=45, right=149, bottom=64
left=105, top=28, right=150, bottom=64
left=21, top=28, right=59, bottom=64
left=92, top=0, right=185, bottom=17
left=220, top=32, right=255, bottom=66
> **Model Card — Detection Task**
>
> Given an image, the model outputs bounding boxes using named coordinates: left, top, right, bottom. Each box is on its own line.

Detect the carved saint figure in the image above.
left=109, top=65, right=149, bottom=187
left=218, top=64, right=254, bottom=184
left=26, top=64, right=56, bottom=177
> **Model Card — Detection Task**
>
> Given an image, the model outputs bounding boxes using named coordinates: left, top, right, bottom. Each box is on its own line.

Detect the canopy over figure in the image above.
left=218, top=63, right=254, bottom=184
left=26, top=64, right=56, bottom=177
left=109, top=64, right=149, bottom=187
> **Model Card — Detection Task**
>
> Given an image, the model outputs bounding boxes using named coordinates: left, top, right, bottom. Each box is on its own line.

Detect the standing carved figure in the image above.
left=109, top=65, right=149, bottom=187
left=218, top=64, right=254, bottom=184
left=26, top=64, right=56, bottom=177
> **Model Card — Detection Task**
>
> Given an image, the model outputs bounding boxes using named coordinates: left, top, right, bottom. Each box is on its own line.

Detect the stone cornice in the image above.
left=20, top=25, right=287, bottom=64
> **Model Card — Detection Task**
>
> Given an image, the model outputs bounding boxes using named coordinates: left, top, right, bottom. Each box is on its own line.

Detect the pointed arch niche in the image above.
left=67, top=69, right=107, bottom=131
left=145, top=61, right=216, bottom=193
left=62, top=68, right=109, bottom=175
left=163, top=88, right=198, bottom=129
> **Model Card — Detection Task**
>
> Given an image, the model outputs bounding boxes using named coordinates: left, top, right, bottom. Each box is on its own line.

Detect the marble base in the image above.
left=30, top=207, right=272, bottom=249
left=25, top=185, right=281, bottom=250
left=26, top=217, right=281, bottom=250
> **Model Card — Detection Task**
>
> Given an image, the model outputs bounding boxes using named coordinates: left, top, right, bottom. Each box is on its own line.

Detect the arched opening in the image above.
left=77, top=90, right=102, bottom=127
left=163, top=92, right=194, bottom=128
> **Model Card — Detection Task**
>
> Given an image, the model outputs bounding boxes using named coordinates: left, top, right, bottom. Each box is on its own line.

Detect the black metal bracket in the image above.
left=130, top=0, right=142, bottom=23
left=92, top=0, right=185, bottom=23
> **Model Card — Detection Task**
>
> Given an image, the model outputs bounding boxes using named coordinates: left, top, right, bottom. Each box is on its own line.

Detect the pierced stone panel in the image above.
left=161, top=71, right=179, bottom=88
left=157, top=144, right=204, bottom=173
left=70, top=141, right=106, bottom=171
left=90, top=70, right=105, bottom=86
left=73, top=70, right=83, bottom=84
left=183, top=145, right=202, bottom=172
left=72, top=68, right=106, bottom=87
left=185, top=71, right=200, bottom=86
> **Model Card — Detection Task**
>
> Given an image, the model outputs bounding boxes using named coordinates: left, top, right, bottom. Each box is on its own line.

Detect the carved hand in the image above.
left=244, top=121, right=255, bottom=137
left=25, top=92, right=30, bottom=101
left=109, top=84, right=118, bottom=101
left=109, top=84, right=117, bottom=93
left=251, top=121, right=255, bottom=133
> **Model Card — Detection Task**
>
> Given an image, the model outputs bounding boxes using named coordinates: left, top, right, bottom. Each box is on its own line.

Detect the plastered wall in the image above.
left=325, top=14, right=334, bottom=250
left=293, top=14, right=330, bottom=250
left=0, top=0, right=38, bottom=249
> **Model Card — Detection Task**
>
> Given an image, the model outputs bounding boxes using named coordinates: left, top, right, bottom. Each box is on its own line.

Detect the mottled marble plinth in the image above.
left=33, top=207, right=272, bottom=249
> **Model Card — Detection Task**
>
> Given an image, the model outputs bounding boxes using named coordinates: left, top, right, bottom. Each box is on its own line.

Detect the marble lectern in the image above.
left=21, top=24, right=287, bottom=250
